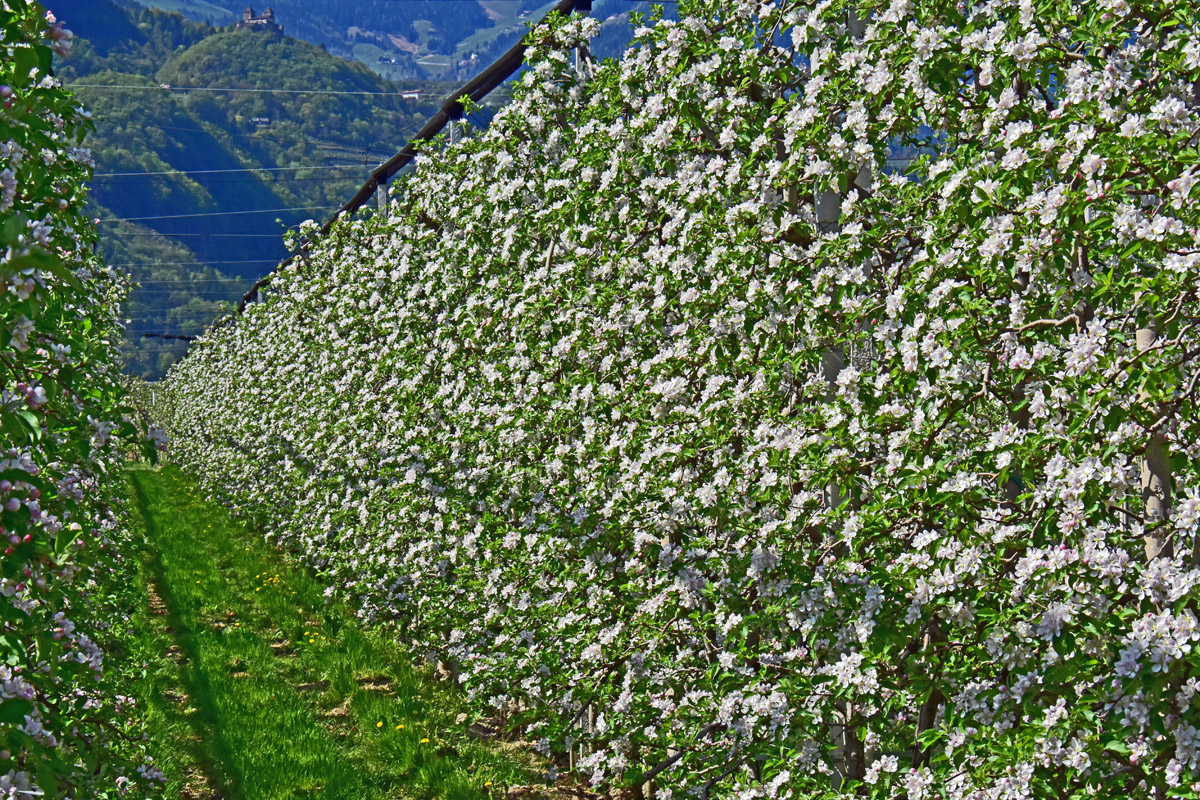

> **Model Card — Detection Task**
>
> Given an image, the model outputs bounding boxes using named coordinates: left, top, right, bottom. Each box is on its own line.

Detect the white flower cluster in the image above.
left=0, top=1, right=159, bottom=796
left=161, top=0, right=1200, bottom=796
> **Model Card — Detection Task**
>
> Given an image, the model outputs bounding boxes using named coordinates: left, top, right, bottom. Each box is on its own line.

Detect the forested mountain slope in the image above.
left=51, top=0, right=212, bottom=71
left=127, top=0, right=667, bottom=79
left=47, top=0, right=450, bottom=378
left=155, top=27, right=424, bottom=146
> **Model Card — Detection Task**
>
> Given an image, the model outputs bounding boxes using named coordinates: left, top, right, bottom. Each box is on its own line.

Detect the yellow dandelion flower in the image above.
left=396, top=724, right=404, bottom=729
left=420, top=738, right=430, bottom=743
left=376, top=721, right=383, bottom=728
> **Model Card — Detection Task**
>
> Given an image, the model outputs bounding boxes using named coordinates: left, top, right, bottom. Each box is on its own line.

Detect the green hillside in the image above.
left=136, top=0, right=496, bottom=59
left=125, top=0, right=664, bottom=79
left=51, top=1, right=448, bottom=379
left=155, top=27, right=422, bottom=147
left=51, top=1, right=215, bottom=76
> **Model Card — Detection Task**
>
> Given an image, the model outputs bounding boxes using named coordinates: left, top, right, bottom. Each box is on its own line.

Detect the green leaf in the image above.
left=34, top=755, right=61, bottom=798
left=55, top=526, right=76, bottom=557
left=12, top=46, right=40, bottom=85
left=17, top=410, right=41, bottom=440
left=917, top=726, right=944, bottom=747
left=0, top=635, right=23, bottom=668
left=0, top=698, right=33, bottom=724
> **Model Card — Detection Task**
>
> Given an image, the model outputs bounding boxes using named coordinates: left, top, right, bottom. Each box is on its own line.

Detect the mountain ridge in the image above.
left=50, top=0, right=452, bottom=378
left=125, top=0, right=661, bottom=79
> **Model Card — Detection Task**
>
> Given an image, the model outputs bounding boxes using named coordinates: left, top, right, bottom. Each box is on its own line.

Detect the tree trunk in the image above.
left=1137, top=324, right=1172, bottom=561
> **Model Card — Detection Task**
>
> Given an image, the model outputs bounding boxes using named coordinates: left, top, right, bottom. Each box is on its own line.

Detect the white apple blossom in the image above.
left=157, top=1, right=1200, bottom=797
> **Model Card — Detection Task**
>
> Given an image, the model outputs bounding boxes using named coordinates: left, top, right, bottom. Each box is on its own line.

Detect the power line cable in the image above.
left=72, top=84, right=432, bottom=97
left=127, top=288, right=249, bottom=294
left=104, top=232, right=289, bottom=238
left=99, top=205, right=337, bottom=223
left=127, top=293, right=244, bottom=299
left=112, top=261, right=274, bottom=268
left=122, top=311, right=237, bottom=318
left=126, top=291, right=249, bottom=296
left=92, top=175, right=370, bottom=188
left=121, top=304, right=239, bottom=310
left=112, top=0, right=618, bottom=331
left=122, top=122, right=398, bottom=157
left=93, top=165, right=368, bottom=178
left=127, top=293, right=247, bottom=298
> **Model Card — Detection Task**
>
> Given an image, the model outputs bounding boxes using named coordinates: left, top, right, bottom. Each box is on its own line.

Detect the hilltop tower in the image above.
left=236, top=7, right=282, bottom=32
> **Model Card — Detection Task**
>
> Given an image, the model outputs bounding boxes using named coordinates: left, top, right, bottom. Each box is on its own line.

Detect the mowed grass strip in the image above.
left=126, top=465, right=542, bottom=800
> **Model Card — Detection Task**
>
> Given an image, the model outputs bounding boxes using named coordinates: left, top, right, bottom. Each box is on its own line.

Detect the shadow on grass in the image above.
left=129, top=469, right=249, bottom=800
left=126, top=464, right=549, bottom=800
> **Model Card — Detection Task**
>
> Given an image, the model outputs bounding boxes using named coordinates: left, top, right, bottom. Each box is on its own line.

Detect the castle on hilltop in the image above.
left=236, top=7, right=282, bottom=32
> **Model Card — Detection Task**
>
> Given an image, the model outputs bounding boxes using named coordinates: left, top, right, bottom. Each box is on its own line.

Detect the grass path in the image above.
left=125, top=465, right=546, bottom=800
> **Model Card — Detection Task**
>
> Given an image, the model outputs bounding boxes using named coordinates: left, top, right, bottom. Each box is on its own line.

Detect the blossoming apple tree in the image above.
left=1, top=2, right=162, bottom=795
left=162, top=0, right=1200, bottom=796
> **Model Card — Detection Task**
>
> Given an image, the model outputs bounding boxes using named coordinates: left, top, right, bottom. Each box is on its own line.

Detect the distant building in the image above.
left=401, top=89, right=421, bottom=100
left=250, top=117, right=270, bottom=126
left=237, top=7, right=281, bottom=32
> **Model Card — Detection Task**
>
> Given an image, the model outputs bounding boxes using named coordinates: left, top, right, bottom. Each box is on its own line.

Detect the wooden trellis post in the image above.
left=1137, top=322, right=1172, bottom=560
left=575, top=0, right=592, bottom=74
left=375, top=175, right=388, bottom=218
